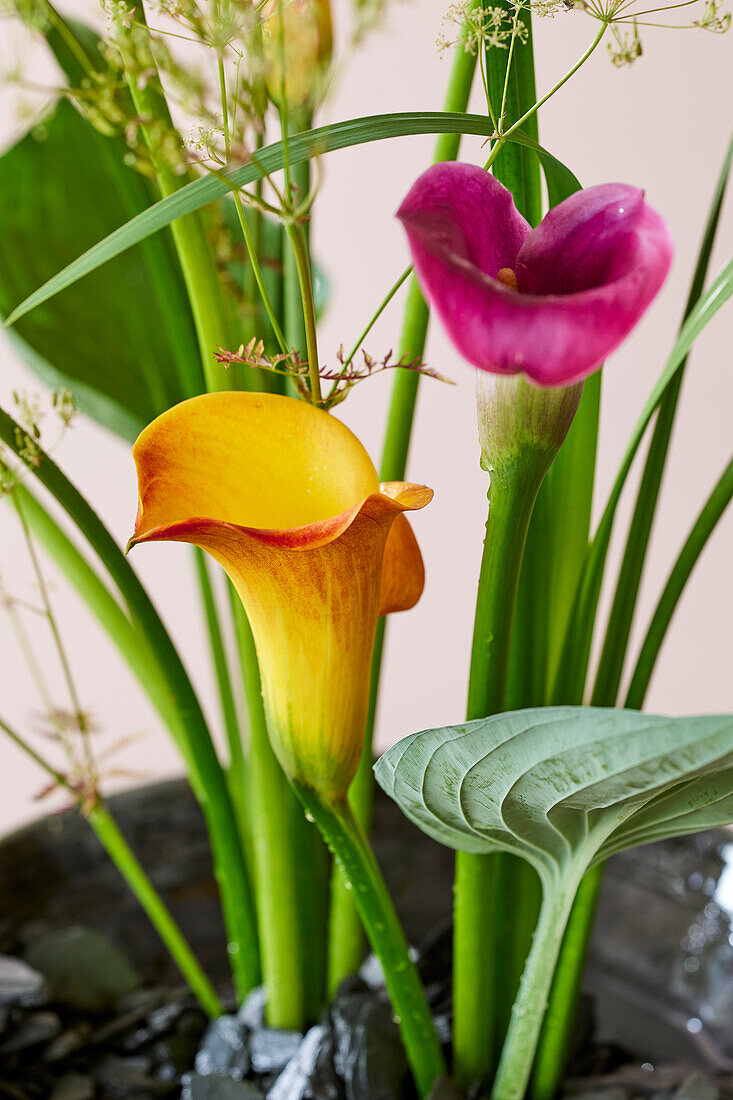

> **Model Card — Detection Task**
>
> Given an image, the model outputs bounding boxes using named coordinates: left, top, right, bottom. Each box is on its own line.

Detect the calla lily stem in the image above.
left=295, top=784, right=447, bottom=1099
left=454, top=463, right=545, bottom=1088
left=0, top=715, right=223, bottom=1019
left=325, top=4, right=480, bottom=990
left=229, top=597, right=308, bottom=1029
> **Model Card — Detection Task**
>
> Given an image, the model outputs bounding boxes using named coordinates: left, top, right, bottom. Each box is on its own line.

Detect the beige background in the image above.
left=0, top=0, right=731, bottom=833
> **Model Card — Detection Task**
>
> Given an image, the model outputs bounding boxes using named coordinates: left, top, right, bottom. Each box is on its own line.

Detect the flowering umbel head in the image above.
left=398, top=163, right=673, bottom=387
left=129, top=393, right=431, bottom=801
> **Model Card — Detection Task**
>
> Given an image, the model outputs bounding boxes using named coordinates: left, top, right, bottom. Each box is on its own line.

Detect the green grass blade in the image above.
left=625, top=453, right=733, bottom=710
left=592, top=135, right=733, bottom=707
left=0, top=406, right=260, bottom=997
left=550, top=254, right=733, bottom=706
left=5, top=112, right=568, bottom=327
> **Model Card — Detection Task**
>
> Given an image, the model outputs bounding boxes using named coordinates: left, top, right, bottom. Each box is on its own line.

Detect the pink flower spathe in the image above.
left=397, top=162, right=673, bottom=387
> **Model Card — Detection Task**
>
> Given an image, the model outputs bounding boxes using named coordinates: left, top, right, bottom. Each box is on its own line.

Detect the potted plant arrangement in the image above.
left=0, top=0, right=731, bottom=1095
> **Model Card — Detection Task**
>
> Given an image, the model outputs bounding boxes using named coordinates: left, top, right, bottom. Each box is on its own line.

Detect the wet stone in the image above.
left=249, top=1027, right=303, bottom=1075
left=358, top=955, right=385, bottom=991
left=304, top=1023, right=341, bottom=1100
left=0, top=954, right=47, bottom=1006
left=237, top=986, right=267, bottom=1030
left=432, top=1012, right=451, bottom=1046
left=0, top=1008, right=61, bottom=1053
left=267, top=1024, right=325, bottom=1100
left=331, top=992, right=408, bottom=1100
left=196, top=1014, right=250, bottom=1079
left=25, top=926, right=140, bottom=1012
left=50, top=1073, right=96, bottom=1100
left=46, top=1023, right=93, bottom=1063
left=182, top=1073, right=266, bottom=1099
left=676, top=1072, right=720, bottom=1100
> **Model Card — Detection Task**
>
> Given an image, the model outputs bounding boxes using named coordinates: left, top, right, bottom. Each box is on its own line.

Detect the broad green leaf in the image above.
left=551, top=255, right=733, bottom=705
left=592, top=135, right=733, bottom=707
left=5, top=112, right=573, bottom=326
left=375, top=706, right=733, bottom=877
left=0, top=99, right=202, bottom=440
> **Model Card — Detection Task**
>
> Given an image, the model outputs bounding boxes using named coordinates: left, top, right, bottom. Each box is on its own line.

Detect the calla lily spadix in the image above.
left=398, top=162, right=673, bottom=387
left=129, top=392, right=431, bottom=802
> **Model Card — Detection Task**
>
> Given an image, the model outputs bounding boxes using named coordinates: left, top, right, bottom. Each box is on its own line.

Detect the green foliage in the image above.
left=0, top=99, right=201, bottom=441
left=552, top=254, right=733, bottom=705
left=5, top=114, right=572, bottom=328
left=376, top=706, right=733, bottom=873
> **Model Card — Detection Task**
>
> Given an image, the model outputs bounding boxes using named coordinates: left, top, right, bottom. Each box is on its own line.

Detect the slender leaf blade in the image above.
left=551, top=256, right=733, bottom=705
left=592, top=135, right=733, bottom=707
left=5, top=112, right=571, bottom=326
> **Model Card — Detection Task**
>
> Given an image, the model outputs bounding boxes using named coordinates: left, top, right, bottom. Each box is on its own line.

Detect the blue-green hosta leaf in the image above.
left=374, top=707, right=733, bottom=880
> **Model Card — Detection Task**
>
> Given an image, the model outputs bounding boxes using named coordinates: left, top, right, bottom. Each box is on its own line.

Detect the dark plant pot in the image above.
left=1, top=779, right=732, bottom=1091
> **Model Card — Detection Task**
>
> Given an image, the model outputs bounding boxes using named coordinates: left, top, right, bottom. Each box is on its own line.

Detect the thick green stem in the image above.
left=229, top=596, right=307, bottom=1029
left=296, top=786, right=447, bottom=1098
left=194, top=550, right=250, bottom=859
left=530, top=866, right=604, bottom=1100
left=0, top=716, right=222, bottom=1019
left=453, top=465, right=544, bottom=1088
left=491, top=874, right=581, bottom=1100
left=325, top=9, right=480, bottom=985
left=121, top=10, right=233, bottom=391
left=0, top=409, right=260, bottom=999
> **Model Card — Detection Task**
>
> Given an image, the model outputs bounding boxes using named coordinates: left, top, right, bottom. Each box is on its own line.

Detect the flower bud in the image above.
left=262, top=0, right=333, bottom=112
left=476, top=373, right=583, bottom=484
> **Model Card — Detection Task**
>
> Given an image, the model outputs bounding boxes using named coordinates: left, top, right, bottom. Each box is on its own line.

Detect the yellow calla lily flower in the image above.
left=129, top=392, right=432, bottom=801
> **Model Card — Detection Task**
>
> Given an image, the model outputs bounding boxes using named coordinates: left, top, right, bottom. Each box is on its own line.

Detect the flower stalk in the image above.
left=295, top=784, right=447, bottom=1098
left=325, top=0, right=481, bottom=989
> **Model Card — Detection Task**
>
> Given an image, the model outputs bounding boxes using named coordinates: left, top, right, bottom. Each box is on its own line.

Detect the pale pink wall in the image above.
left=0, top=0, right=731, bottom=832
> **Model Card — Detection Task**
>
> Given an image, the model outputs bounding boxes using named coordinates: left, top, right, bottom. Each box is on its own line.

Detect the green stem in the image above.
left=296, top=786, right=447, bottom=1098
left=229, top=596, right=307, bottom=1029
left=283, top=112, right=312, bottom=396
left=501, top=25, right=606, bottom=146
left=122, top=66, right=232, bottom=392
left=232, top=192, right=289, bottom=354
left=454, top=465, right=544, bottom=1088
left=492, top=873, right=581, bottom=1100
left=14, top=495, right=91, bottom=766
left=326, top=12, right=480, bottom=987
left=530, top=865, right=604, bottom=1100
left=0, top=408, right=259, bottom=999
left=194, top=550, right=250, bottom=857
left=286, top=222, right=321, bottom=403
left=0, top=715, right=222, bottom=1018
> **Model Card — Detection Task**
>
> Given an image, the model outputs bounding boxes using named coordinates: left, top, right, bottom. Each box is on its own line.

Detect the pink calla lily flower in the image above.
left=397, top=162, right=673, bottom=387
